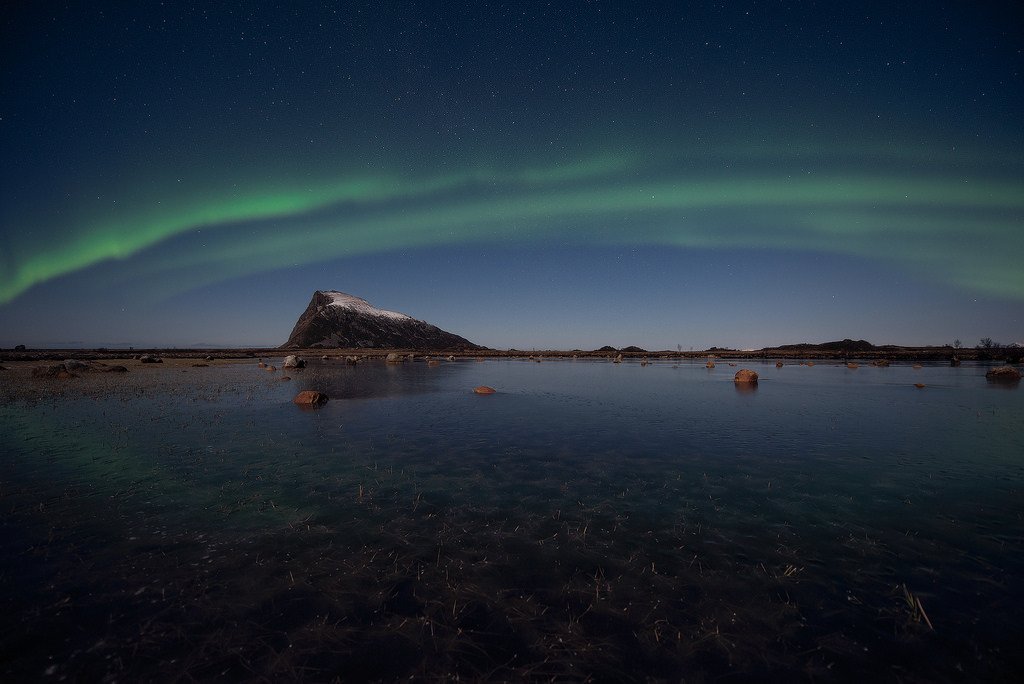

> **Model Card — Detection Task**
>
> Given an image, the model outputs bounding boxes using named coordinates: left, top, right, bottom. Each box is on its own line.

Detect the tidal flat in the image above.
left=1, top=356, right=1021, bottom=681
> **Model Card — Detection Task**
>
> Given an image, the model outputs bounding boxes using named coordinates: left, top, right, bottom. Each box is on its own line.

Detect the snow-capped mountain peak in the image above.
left=282, top=290, right=481, bottom=350
left=320, top=291, right=413, bottom=322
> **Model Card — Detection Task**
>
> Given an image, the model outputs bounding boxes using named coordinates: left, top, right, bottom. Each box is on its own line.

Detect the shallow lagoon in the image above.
left=1, top=358, right=1022, bottom=681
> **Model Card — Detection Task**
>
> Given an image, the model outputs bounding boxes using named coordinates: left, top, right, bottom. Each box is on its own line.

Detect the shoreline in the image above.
left=0, top=345, right=1003, bottom=363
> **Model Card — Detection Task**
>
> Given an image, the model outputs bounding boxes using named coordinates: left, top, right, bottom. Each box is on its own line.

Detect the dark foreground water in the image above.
left=1, top=358, right=1022, bottom=681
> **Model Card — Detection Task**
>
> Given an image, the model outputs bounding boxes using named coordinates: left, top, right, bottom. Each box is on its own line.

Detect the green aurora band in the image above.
left=3, top=150, right=1023, bottom=303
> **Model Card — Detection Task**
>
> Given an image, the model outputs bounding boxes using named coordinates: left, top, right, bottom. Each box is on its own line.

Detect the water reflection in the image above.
left=1, top=359, right=1021, bottom=681
left=286, top=358, right=473, bottom=401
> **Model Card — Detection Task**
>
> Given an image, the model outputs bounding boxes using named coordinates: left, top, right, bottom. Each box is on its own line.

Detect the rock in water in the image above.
left=734, top=369, right=758, bottom=384
left=293, top=391, right=329, bottom=406
left=282, top=290, right=482, bottom=350
left=283, top=355, right=305, bottom=369
left=985, top=366, right=1021, bottom=382
left=474, top=386, right=497, bottom=395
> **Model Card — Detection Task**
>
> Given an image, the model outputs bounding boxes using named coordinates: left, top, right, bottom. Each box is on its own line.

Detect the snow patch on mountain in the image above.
left=322, top=291, right=413, bottom=322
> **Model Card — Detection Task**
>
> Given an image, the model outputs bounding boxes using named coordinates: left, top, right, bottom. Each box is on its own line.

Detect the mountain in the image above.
left=773, top=338, right=876, bottom=352
left=282, top=291, right=482, bottom=350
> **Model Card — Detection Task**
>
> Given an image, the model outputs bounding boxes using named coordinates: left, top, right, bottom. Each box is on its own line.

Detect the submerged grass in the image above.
left=1, top=359, right=1022, bottom=681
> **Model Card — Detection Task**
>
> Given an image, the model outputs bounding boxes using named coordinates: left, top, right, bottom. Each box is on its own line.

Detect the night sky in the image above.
left=1, top=1, right=1021, bottom=350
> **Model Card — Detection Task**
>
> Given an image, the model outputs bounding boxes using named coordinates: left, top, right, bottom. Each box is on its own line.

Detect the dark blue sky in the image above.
left=1, top=1, right=1021, bottom=348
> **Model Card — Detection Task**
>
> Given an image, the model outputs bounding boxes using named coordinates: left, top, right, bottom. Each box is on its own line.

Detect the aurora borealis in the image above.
left=1, top=2, right=1021, bottom=348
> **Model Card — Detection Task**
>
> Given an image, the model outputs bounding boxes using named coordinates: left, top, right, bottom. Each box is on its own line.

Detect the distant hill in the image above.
left=773, top=338, right=876, bottom=352
left=282, top=291, right=482, bottom=350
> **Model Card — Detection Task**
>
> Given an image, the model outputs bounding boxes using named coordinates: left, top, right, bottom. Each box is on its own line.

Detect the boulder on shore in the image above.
left=985, top=366, right=1021, bottom=382
left=293, top=390, right=328, bottom=406
left=139, top=355, right=162, bottom=364
left=32, top=364, right=76, bottom=379
left=385, top=353, right=402, bottom=363
left=283, top=355, right=305, bottom=369
left=734, top=369, right=758, bottom=384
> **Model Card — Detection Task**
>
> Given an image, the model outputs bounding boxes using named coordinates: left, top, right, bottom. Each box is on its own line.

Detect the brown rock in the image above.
left=775, top=361, right=783, bottom=368
left=914, top=383, right=926, bottom=388
left=428, top=360, right=441, bottom=367
left=705, top=360, right=715, bottom=368
left=280, top=376, right=291, bottom=381
left=847, top=362, right=859, bottom=369
left=266, top=365, right=277, bottom=372
left=258, top=362, right=266, bottom=368
left=913, top=364, right=923, bottom=369
left=32, top=364, right=71, bottom=378
left=474, top=386, right=497, bottom=395
left=985, top=366, right=1021, bottom=382
left=293, top=390, right=328, bottom=406
left=734, top=369, right=758, bottom=384
left=807, top=361, right=815, bottom=367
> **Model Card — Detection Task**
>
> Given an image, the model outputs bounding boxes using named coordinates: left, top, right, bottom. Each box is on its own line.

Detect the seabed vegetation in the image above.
left=0, top=355, right=1020, bottom=681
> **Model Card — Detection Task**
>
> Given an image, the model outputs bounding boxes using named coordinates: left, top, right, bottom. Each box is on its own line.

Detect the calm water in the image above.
left=1, top=358, right=1022, bottom=681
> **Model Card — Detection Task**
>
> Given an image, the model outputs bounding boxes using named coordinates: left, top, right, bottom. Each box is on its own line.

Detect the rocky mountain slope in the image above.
left=282, top=291, right=481, bottom=350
